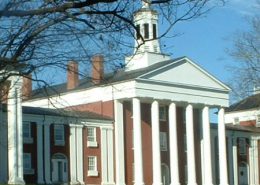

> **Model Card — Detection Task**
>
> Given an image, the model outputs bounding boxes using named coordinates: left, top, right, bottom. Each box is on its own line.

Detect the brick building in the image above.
left=0, top=1, right=259, bottom=185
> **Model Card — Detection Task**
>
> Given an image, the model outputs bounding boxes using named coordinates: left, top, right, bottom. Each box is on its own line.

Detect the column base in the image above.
left=8, top=178, right=25, bottom=185
left=152, top=183, right=162, bottom=185
left=134, top=183, right=145, bottom=185
left=102, top=183, right=115, bottom=185
left=37, top=180, right=45, bottom=184
left=170, top=183, right=181, bottom=185
left=187, top=183, right=197, bottom=185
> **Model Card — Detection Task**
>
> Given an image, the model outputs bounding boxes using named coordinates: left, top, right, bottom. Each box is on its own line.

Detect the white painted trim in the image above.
left=76, top=127, right=84, bottom=184
left=107, top=128, right=115, bottom=184
left=185, top=104, right=197, bottom=185
left=169, top=103, right=180, bottom=185
left=202, top=106, right=213, bottom=185
left=151, top=101, right=162, bottom=185
left=36, top=123, right=44, bottom=184
left=218, top=108, right=229, bottom=185
left=70, top=127, right=77, bottom=184
left=232, top=137, right=238, bottom=185
left=44, top=123, right=51, bottom=184
left=133, top=98, right=144, bottom=185
left=101, top=128, right=108, bottom=184
left=114, top=100, right=126, bottom=185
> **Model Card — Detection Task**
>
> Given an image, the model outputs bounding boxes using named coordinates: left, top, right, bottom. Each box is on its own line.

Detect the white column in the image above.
left=151, top=101, right=162, bottom=185
left=107, top=128, right=115, bottom=184
left=16, top=88, right=24, bottom=184
left=37, top=123, right=44, bottom=184
left=218, top=108, right=229, bottom=185
left=101, top=128, right=108, bottom=184
left=70, top=126, right=77, bottom=184
left=227, top=136, right=234, bottom=185
left=249, top=138, right=256, bottom=185
left=44, top=123, right=51, bottom=183
left=114, top=100, right=125, bottom=185
left=202, top=106, right=213, bottom=185
left=133, top=98, right=144, bottom=185
left=76, top=126, right=84, bottom=184
left=7, top=86, right=18, bottom=184
left=232, top=137, right=238, bottom=185
left=185, top=104, right=197, bottom=185
left=253, top=139, right=259, bottom=185
left=169, top=103, right=180, bottom=185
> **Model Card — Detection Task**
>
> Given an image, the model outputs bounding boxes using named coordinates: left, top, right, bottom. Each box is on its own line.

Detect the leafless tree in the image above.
left=0, top=0, right=225, bottom=91
left=229, top=13, right=260, bottom=100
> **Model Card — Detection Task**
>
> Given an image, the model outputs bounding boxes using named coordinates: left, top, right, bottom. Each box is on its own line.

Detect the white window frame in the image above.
left=159, top=106, right=167, bottom=121
left=238, top=138, right=247, bottom=155
left=160, top=132, right=168, bottom=151
left=87, top=127, right=98, bottom=147
left=54, top=124, right=65, bottom=146
left=233, top=117, right=240, bottom=125
left=23, top=153, right=35, bottom=174
left=87, top=156, right=98, bottom=176
left=23, top=121, right=33, bottom=144
left=256, top=114, right=260, bottom=127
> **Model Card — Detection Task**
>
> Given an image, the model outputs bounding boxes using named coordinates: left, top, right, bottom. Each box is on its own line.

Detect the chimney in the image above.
left=67, top=61, right=79, bottom=90
left=92, top=55, right=104, bottom=84
left=22, top=74, right=32, bottom=100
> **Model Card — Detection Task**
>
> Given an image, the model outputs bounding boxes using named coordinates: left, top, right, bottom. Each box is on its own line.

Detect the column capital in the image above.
left=69, top=123, right=84, bottom=128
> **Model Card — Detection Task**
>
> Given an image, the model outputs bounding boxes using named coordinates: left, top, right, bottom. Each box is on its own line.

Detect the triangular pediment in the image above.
left=139, top=58, right=229, bottom=91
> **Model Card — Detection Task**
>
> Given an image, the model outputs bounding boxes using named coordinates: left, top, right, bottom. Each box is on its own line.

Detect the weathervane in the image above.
left=142, top=0, right=151, bottom=8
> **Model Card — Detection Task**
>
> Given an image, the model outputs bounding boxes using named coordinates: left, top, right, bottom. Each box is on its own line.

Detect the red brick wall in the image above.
left=176, top=107, right=186, bottom=184
left=123, top=101, right=134, bottom=185
left=67, top=101, right=114, bottom=119
left=141, top=103, right=153, bottom=185
left=83, top=127, right=102, bottom=184
left=240, top=120, right=256, bottom=127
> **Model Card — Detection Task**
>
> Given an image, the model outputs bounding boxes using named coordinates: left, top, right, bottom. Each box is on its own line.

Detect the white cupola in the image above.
left=134, top=0, right=160, bottom=53
left=125, top=0, right=171, bottom=71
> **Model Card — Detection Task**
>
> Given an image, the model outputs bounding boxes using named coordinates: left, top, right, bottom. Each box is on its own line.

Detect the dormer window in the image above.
left=144, top=23, right=149, bottom=39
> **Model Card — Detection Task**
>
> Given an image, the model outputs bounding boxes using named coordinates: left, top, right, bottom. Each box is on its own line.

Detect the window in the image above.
left=54, top=125, right=65, bottom=146
left=87, top=127, right=98, bottom=147
left=238, top=138, right=247, bottom=155
left=136, top=24, right=141, bottom=39
left=23, top=121, right=33, bottom=143
left=23, top=153, right=34, bottom=174
left=233, top=117, right=239, bottom=125
left=160, top=132, right=167, bottom=151
left=159, top=106, right=167, bottom=121
left=88, top=156, right=98, bottom=176
left=153, top=24, right=157, bottom=39
left=256, top=114, right=260, bottom=127
left=144, top=23, right=149, bottom=39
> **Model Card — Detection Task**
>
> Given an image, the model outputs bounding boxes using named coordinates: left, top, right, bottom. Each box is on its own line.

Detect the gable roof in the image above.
left=28, top=57, right=185, bottom=99
left=27, top=56, right=229, bottom=100
left=226, top=93, right=260, bottom=112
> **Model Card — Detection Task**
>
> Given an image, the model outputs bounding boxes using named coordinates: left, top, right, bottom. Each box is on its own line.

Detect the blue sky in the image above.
left=162, top=0, right=259, bottom=89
